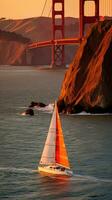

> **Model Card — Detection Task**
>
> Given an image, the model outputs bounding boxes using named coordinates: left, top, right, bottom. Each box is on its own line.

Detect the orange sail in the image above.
left=55, top=103, right=70, bottom=169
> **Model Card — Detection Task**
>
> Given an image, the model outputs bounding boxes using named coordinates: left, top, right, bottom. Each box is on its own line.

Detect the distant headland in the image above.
left=0, top=17, right=79, bottom=66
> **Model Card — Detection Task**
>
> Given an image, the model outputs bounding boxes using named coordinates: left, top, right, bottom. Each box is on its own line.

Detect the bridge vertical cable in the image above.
left=100, top=0, right=112, bottom=17
left=107, top=0, right=111, bottom=16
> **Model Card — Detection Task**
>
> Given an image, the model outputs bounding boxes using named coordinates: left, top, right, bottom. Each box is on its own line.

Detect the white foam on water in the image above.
left=33, top=104, right=112, bottom=115
left=68, top=112, right=112, bottom=116
left=19, top=106, right=28, bottom=109
left=19, top=102, right=112, bottom=116
left=0, top=167, right=37, bottom=174
left=21, top=112, right=26, bottom=116
left=35, top=103, right=54, bottom=113
left=71, top=174, right=112, bottom=183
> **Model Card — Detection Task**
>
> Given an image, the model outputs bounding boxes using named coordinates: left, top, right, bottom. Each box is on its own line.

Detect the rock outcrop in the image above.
left=29, top=101, right=46, bottom=108
left=58, top=20, right=112, bottom=114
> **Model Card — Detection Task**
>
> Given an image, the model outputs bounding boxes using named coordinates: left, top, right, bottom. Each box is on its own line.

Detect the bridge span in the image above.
left=27, top=0, right=108, bottom=67
left=28, top=38, right=81, bottom=49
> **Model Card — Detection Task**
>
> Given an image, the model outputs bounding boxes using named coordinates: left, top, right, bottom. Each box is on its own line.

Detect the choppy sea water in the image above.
left=0, top=66, right=112, bottom=200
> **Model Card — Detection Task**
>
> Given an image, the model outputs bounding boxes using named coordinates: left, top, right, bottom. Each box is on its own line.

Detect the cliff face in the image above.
left=58, top=20, right=112, bottom=113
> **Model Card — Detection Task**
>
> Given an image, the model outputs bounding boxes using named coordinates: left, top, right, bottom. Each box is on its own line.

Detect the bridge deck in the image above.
left=28, top=38, right=81, bottom=49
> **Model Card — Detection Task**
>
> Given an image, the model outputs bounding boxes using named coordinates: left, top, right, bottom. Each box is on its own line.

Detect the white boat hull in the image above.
left=38, top=166, right=73, bottom=176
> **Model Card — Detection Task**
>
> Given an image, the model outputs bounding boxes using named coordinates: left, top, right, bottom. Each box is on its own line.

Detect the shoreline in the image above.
left=0, top=65, right=67, bottom=71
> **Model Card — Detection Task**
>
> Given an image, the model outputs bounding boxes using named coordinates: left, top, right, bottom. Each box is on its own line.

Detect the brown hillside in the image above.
left=0, top=17, right=79, bottom=65
left=0, top=17, right=79, bottom=41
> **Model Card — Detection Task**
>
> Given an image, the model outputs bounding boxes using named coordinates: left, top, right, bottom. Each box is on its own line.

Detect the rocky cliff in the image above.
left=58, top=20, right=112, bottom=114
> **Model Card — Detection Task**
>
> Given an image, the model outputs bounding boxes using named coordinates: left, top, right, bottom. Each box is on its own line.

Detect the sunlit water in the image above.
left=0, top=66, right=112, bottom=200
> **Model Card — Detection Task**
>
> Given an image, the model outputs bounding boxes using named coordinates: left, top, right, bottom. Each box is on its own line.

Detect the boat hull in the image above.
left=38, top=166, right=73, bottom=176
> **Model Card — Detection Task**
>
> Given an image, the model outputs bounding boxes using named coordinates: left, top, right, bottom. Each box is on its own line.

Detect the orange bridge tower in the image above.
left=80, top=0, right=99, bottom=38
left=52, top=0, right=64, bottom=67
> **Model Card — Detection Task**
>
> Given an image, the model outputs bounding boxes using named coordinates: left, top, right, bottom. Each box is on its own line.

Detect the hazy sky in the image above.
left=0, top=0, right=112, bottom=19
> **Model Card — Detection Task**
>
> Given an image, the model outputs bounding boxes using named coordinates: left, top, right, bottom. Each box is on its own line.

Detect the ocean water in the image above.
left=0, top=66, right=112, bottom=200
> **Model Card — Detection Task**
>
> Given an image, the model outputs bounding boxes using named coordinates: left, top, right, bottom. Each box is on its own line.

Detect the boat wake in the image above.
left=71, top=174, right=112, bottom=183
left=0, top=167, right=111, bottom=183
left=50, top=174, right=112, bottom=183
left=0, top=167, right=37, bottom=174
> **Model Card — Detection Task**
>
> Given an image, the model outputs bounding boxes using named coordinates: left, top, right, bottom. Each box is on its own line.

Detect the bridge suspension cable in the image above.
left=41, top=0, right=52, bottom=17
left=41, top=0, right=48, bottom=17
left=48, top=7, right=52, bottom=17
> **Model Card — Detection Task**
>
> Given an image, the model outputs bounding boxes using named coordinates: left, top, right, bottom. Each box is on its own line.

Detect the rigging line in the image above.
left=41, top=0, right=48, bottom=17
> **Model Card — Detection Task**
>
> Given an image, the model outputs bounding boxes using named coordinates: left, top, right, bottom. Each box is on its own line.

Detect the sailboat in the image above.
left=38, top=102, right=73, bottom=176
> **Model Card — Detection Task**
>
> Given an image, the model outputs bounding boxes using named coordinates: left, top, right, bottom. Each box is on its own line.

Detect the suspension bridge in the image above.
left=28, top=0, right=112, bottom=67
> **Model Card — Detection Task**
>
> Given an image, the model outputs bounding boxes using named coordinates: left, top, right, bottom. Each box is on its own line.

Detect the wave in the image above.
left=20, top=104, right=54, bottom=116
left=71, top=112, right=112, bottom=116
left=34, top=103, right=54, bottom=113
left=33, top=104, right=112, bottom=115
left=19, top=103, right=112, bottom=116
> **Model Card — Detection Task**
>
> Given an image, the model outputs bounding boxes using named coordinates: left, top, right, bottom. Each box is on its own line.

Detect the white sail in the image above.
left=38, top=102, right=73, bottom=176
left=39, top=105, right=56, bottom=165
